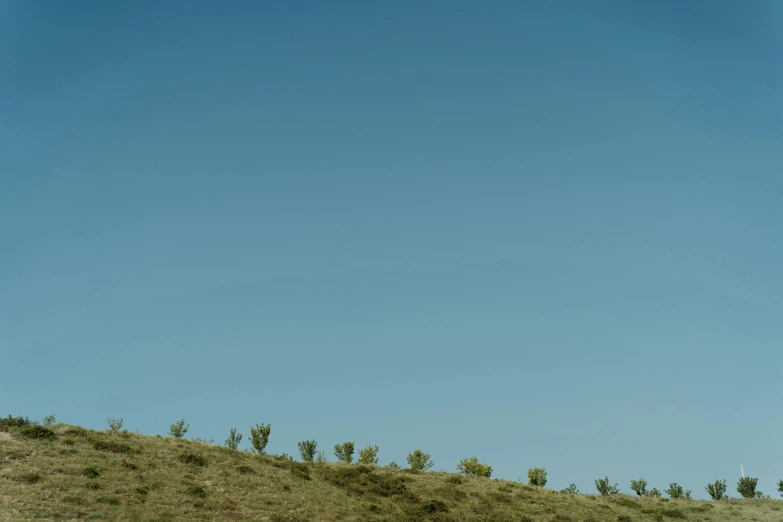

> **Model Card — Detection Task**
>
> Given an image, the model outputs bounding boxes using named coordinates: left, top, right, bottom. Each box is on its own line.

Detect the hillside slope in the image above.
left=1, top=423, right=781, bottom=522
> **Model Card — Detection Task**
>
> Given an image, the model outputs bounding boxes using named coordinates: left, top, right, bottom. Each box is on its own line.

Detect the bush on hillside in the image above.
left=386, top=461, right=401, bottom=469
left=298, top=440, right=318, bottom=462
left=706, top=479, right=727, bottom=501
left=630, top=478, right=647, bottom=497
left=737, top=477, right=758, bottom=499
left=178, top=452, right=207, bottom=467
left=21, top=425, right=56, bottom=440
left=777, top=479, right=782, bottom=497
left=249, top=423, right=271, bottom=455
left=0, top=415, right=32, bottom=431
left=334, top=442, right=355, bottom=464
left=225, top=428, right=242, bottom=450
left=560, top=483, right=579, bottom=494
left=407, top=449, right=433, bottom=471
left=665, top=483, right=691, bottom=499
left=43, top=415, right=56, bottom=426
left=358, top=445, right=380, bottom=465
left=106, top=417, right=124, bottom=432
left=168, top=419, right=189, bottom=438
left=595, top=477, right=620, bottom=496
left=456, top=456, right=492, bottom=478
left=646, top=487, right=662, bottom=498
left=528, top=468, right=547, bottom=487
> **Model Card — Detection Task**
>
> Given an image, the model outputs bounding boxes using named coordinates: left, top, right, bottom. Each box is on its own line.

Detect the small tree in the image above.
left=777, top=479, right=782, bottom=497
left=358, top=444, right=380, bottom=465
left=334, top=442, right=355, bottom=463
left=595, top=477, right=620, bottom=496
left=106, top=417, right=124, bottom=432
left=560, top=483, right=579, bottom=494
left=528, top=468, right=547, bottom=487
left=315, top=450, right=327, bottom=463
left=249, top=423, right=271, bottom=455
left=168, top=419, right=189, bottom=438
left=646, top=487, right=662, bottom=498
left=706, top=479, right=727, bottom=501
left=456, top=456, right=492, bottom=478
left=387, top=461, right=400, bottom=469
left=407, top=449, right=433, bottom=471
left=43, top=415, right=56, bottom=426
left=737, top=476, right=758, bottom=499
left=630, top=478, right=648, bottom=497
left=297, top=440, right=317, bottom=462
left=225, top=428, right=242, bottom=450
left=665, top=483, right=686, bottom=499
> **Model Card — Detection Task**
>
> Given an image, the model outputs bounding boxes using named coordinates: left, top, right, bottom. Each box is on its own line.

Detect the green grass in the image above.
left=1, top=424, right=781, bottom=521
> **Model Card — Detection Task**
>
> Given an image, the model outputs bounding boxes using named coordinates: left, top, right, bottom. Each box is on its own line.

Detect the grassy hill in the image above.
left=1, top=421, right=781, bottom=522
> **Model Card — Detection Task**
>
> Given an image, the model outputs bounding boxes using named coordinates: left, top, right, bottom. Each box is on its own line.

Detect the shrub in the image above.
left=387, top=461, right=400, bottom=469
left=358, top=445, right=380, bottom=465
left=15, top=472, right=42, bottom=484
left=43, top=415, right=56, bottom=426
left=665, top=483, right=687, bottom=499
left=0, top=415, right=32, bottom=431
left=298, top=440, right=318, bottom=462
left=315, top=450, right=328, bottom=463
left=20, top=425, right=55, bottom=440
left=249, top=423, right=271, bottom=455
left=737, top=476, right=758, bottom=499
left=225, top=428, right=242, bottom=450
left=753, top=490, right=765, bottom=498
left=456, top=456, right=492, bottom=478
left=560, top=483, right=579, bottom=494
left=778, top=479, right=782, bottom=497
left=419, top=500, right=447, bottom=513
left=595, top=477, right=620, bottom=496
left=646, top=487, right=662, bottom=498
left=407, top=449, right=433, bottom=471
left=630, top=478, right=647, bottom=497
left=706, top=479, right=727, bottom=500
left=289, top=461, right=312, bottom=481
left=193, top=437, right=215, bottom=444
left=334, top=442, right=355, bottom=463
left=82, top=467, right=100, bottom=478
left=168, top=419, right=189, bottom=438
left=178, top=452, right=207, bottom=467
left=528, top=468, right=547, bottom=487
left=185, top=485, right=207, bottom=498
left=106, top=417, right=123, bottom=432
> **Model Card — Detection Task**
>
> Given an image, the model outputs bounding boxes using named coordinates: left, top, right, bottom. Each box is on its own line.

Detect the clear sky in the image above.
left=1, top=0, right=781, bottom=499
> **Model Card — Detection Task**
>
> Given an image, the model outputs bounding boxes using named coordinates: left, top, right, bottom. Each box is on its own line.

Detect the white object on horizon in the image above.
left=741, top=464, right=744, bottom=478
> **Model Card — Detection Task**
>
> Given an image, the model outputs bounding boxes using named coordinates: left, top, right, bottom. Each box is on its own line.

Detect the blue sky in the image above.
left=1, top=0, right=781, bottom=498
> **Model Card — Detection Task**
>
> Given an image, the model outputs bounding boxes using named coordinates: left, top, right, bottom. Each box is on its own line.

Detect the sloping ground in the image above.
left=0, top=424, right=781, bottom=522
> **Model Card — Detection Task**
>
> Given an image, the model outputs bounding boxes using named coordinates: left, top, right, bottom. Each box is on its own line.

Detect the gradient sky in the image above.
left=1, top=0, right=781, bottom=499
